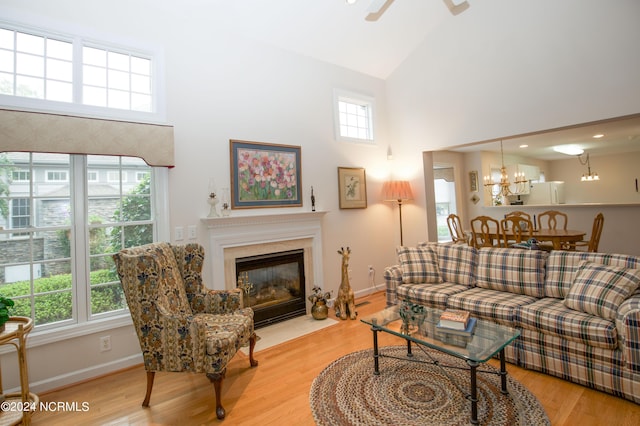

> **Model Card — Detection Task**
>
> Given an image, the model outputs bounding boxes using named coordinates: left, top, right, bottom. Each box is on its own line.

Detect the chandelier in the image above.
left=483, top=141, right=528, bottom=202
left=577, top=153, right=599, bottom=181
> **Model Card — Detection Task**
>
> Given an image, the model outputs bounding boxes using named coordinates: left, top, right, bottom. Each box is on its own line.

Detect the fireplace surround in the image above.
left=202, top=212, right=326, bottom=316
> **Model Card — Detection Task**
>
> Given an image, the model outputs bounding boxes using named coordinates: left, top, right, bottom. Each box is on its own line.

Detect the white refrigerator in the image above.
left=527, top=182, right=565, bottom=205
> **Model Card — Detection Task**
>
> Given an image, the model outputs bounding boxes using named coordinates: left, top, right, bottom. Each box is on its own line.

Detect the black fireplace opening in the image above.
left=235, top=249, right=306, bottom=329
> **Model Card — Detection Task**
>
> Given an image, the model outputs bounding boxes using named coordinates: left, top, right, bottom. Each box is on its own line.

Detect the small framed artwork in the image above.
left=230, top=140, right=302, bottom=209
left=469, top=170, right=479, bottom=192
left=337, top=167, right=367, bottom=209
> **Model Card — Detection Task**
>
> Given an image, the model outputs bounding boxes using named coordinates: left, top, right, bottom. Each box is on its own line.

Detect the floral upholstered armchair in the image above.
left=113, top=242, right=257, bottom=420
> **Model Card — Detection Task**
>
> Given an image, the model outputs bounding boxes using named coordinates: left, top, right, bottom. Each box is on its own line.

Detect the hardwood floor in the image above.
left=32, top=291, right=640, bottom=425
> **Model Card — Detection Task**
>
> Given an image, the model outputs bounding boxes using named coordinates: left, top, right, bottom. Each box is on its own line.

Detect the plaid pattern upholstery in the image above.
left=545, top=251, right=640, bottom=299
left=518, top=329, right=640, bottom=404
left=618, top=295, right=640, bottom=372
left=397, top=245, right=443, bottom=284
left=435, top=243, right=478, bottom=286
left=476, top=248, right=548, bottom=297
left=446, top=287, right=538, bottom=326
left=396, top=282, right=469, bottom=310
left=384, top=265, right=403, bottom=307
left=563, top=261, right=640, bottom=320
left=382, top=243, right=640, bottom=403
left=517, top=298, right=617, bottom=349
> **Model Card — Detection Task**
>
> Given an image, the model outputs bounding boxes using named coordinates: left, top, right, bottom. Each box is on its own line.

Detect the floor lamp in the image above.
left=382, top=180, right=414, bottom=246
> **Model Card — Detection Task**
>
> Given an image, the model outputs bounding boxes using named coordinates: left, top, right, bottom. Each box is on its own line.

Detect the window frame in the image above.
left=0, top=19, right=166, bottom=123
left=0, top=153, right=169, bottom=348
left=333, top=89, right=376, bottom=144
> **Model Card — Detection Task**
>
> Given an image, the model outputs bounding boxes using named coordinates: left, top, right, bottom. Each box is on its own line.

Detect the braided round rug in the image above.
left=309, top=346, right=549, bottom=426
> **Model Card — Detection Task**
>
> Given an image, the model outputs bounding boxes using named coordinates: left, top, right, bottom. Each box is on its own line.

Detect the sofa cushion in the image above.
left=516, top=298, right=618, bottom=350
left=397, top=246, right=443, bottom=284
left=435, top=243, right=477, bottom=286
left=397, top=282, right=469, bottom=310
left=563, top=261, right=640, bottom=320
left=476, top=248, right=548, bottom=298
left=446, top=287, right=538, bottom=326
left=545, top=251, right=640, bottom=299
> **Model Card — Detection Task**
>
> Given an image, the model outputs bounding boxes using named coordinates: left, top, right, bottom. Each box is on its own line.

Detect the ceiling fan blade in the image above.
left=365, top=0, right=396, bottom=22
left=442, top=0, right=470, bottom=16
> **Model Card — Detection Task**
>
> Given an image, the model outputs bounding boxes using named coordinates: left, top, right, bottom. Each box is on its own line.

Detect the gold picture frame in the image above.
left=337, top=167, right=367, bottom=209
left=469, top=170, right=479, bottom=192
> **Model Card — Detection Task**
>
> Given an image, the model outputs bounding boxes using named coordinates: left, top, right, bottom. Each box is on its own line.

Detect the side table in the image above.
left=0, top=316, right=39, bottom=426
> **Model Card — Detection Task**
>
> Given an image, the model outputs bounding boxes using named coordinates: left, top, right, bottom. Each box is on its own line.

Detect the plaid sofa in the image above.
left=384, top=242, right=640, bottom=404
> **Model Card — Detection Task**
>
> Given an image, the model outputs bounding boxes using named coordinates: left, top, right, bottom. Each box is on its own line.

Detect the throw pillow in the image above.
left=397, top=246, right=443, bottom=284
left=564, top=261, right=640, bottom=320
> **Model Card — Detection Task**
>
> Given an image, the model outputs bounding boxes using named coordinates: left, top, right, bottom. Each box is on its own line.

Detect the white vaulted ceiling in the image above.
left=194, top=0, right=456, bottom=79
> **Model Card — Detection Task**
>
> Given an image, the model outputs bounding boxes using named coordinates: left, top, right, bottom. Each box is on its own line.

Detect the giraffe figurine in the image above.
left=335, top=247, right=357, bottom=320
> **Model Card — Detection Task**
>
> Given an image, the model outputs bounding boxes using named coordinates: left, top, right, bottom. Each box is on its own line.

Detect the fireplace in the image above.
left=202, top=211, right=326, bottom=320
left=236, top=249, right=306, bottom=328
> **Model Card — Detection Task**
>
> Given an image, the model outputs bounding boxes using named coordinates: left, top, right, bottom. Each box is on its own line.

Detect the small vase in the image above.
left=311, top=300, right=329, bottom=320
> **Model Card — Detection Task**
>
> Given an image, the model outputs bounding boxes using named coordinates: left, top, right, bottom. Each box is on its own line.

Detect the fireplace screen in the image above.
left=235, top=249, right=306, bottom=328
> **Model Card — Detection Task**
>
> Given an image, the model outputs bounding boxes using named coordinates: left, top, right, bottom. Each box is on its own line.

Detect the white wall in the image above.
left=386, top=0, right=640, bottom=251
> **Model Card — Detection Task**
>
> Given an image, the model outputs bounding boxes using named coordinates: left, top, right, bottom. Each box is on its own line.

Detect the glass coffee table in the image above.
left=360, top=304, right=520, bottom=425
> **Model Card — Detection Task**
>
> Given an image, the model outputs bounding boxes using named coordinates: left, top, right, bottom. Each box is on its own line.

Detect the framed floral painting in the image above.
left=337, top=167, right=367, bottom=209
left=230, top=140, right=302, bottom=209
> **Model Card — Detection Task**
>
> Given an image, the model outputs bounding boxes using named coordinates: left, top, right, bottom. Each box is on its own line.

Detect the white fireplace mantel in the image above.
left=201, top=211, right=327, bottom=291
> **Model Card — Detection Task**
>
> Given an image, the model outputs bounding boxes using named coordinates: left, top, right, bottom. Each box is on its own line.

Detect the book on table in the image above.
left=436, top=317, right=477, bottom=336
left=438, top=309, right=471, bottom=330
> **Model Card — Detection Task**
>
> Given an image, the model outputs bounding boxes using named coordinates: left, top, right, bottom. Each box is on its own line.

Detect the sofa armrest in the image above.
left=616, top=293, right=640, bottom=372
left=384, top=265, right=403, bottom=307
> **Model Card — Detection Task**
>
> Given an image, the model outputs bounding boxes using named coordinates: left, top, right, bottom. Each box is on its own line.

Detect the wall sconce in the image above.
left=382, top=180, right=414, bottom=245
left=577, top=153, right=599, bottom=181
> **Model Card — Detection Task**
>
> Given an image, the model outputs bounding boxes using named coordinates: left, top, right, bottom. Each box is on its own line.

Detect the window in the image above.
left=11, top=169, right=29, bottom=182
left=11, top=198, right=30, bottom=229
left=45, top=170, right=68, bottom=182
left=0, top=28, right=73, bottom=102
left=0, top=152, right=159, bottom=331
left=0, top=23, right=158, bottom=118
left=333, top=89, right=375, bottom=143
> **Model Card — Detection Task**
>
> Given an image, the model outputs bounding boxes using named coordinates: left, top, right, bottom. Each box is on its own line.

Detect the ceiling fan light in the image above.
left=346, top=0, right=358, bottom=4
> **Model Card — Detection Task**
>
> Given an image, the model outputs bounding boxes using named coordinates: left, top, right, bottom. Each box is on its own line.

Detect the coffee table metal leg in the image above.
left=372, top=324, right=380, bottom=375
left=499, top=348, right=508, bottom=394
left=469, top=360, right=479, bottom=425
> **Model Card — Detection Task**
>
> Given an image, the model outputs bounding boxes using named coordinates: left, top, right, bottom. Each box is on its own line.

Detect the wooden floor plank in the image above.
left=31, top=291, right=640, bottom=425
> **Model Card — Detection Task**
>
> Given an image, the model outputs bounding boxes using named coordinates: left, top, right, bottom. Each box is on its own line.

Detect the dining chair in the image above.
left=470, top=216, right=503, bottom=248
left=537, top=210, right=569, bottom=250
left=573, top=213, right=605, bottom=252
left=537, top=210, right=568, bottom=230
left=505, top=210, right=532, bottom=222
left=500, top=216, right=534, bottom=247
left=446, top=213, right=466, bottom=243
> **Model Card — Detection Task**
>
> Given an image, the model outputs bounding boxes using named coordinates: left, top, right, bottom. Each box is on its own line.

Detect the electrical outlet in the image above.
left=188, top=225, right=197, bottom=239
left=100, top=335, right=111, bottom=352
left=174, top=226, right=184, bottom=241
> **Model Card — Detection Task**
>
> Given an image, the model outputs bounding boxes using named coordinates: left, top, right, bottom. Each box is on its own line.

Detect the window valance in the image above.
left=0, top=109, right=174, bottom=167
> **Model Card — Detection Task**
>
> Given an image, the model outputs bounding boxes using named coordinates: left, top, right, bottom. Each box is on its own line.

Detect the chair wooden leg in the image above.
left=207, top=370, right=227, bottom=420
left=249, top=332, right=259, bottom=367
left=142, top=371, right=155, bottom=407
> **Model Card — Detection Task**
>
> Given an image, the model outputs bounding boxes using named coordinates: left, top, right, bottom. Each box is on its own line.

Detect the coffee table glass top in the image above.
left=360, top=304, right=520, bottom=363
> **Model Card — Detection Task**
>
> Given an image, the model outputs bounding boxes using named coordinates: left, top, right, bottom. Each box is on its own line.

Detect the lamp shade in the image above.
left=382, top=180, right=414, bottom=202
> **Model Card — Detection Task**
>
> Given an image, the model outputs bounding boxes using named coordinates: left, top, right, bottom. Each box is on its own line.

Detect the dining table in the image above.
left=506, top=228, right=586, bottom=250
